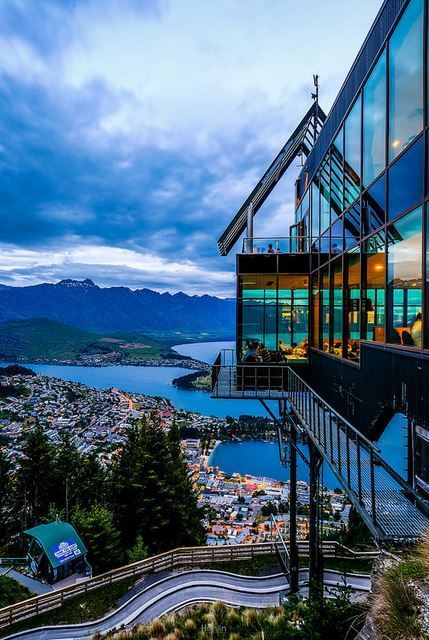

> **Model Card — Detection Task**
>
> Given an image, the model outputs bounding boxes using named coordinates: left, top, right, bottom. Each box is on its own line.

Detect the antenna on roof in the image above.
left=311, top=74, right=319, bottom=143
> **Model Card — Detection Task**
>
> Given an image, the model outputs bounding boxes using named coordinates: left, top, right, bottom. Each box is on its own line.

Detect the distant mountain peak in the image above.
left=57, top=279, right=97, bottom=288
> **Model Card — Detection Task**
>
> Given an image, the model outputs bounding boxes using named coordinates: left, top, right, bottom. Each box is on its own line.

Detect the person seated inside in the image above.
left=242, top=340, right=257, bottom=362
left=292, top=341, right=306, bottom=357
left=257, top=343, right=271, bottom=362
left=411, top=312, right=422, bottom=348
left=267, top=243, right=275, bottom=254
left=279, top=339, right=292, bottom=359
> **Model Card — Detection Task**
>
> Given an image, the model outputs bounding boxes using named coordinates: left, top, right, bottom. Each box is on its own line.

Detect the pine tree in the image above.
left=110, top=413, right=204, bottom=556
left=51, top=432, right=81, bottom=520
left=0, top=448, right=13, bottom=550
left=72, top=505, right=124, bottom=573
left=15, top=422, right=55, bottom=527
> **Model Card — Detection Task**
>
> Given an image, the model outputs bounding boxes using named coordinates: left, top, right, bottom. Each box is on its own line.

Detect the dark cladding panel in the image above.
left=237, top=254, right=278, bottom=275
left=278, top=253, right=311, bottom=274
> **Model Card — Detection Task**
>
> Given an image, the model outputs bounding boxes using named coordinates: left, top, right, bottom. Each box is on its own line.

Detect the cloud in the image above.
left=0, top=0, right=381, bottom=296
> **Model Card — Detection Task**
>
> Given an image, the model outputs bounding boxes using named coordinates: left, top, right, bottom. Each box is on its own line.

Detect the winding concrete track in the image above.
left=4, top=569, right=371, bottom=640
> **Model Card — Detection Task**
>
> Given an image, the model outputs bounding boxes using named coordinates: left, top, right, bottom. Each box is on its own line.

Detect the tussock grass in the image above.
left=373, top=548, right=429, bottom=640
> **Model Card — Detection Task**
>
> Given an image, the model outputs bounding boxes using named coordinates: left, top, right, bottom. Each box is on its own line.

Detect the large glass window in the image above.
left=240, top=275, right=277, bottom=358
left=311, top=272, right=320, bottom=349
left=238, top=274, right=309, bottom=363
left=344, top=96, right=362, bottom=206
left=346, top=250, right=361, bottom=360
left=389, top=0, right=423, bottom=161
left=388, top=135, right=423, bottom=221
left=321, top=266, right=330, bottom=352
left=387, top=207, right=422, bottom=346
left=278, top=275, right=309, bottom=354
left=311, top=183, right=320, bottom=244
left=331, top=259, right=343, bottom=357
left=363, top=233, right=386, bottom=341
left=363, top=51, right=386, bottom=186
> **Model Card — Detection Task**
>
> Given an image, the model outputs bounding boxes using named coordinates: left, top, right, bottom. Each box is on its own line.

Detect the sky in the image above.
left=0, top=0, right=382, bottom=297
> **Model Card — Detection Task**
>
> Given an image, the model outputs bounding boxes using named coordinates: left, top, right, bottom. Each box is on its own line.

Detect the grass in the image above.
left=369, top=536, right=429, bottom=640
left=374, top=558, right=426, bottom=640
left=109, top=596, right=366, bottom=640
left=0, top=577, right=135, bottom=639
left=205, top=554, right=374, bottom=577
left=0, top=318, right=177, bottom=362
left=0, top=576, right=33, bottom=608
left=204, top=554, right=282, bottom=576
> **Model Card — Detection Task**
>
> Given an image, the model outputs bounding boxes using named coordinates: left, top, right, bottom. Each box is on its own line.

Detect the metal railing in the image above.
left=0, top=541, right=375, bottom=630
left=211, top=350, right=306, bottom=399
left=270, top=515, right=290, bottom=573
left=287, top=368, right=429, bottom=541
left=242, top=236, right=311, bottom=254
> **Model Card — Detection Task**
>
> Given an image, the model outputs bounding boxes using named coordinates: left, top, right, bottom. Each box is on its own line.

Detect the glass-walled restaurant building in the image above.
left=218, top=0, right=429, bottom=498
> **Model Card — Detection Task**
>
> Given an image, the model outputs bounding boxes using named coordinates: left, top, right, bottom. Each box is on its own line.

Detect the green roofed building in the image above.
left=24, top=520, right=92, bottom=584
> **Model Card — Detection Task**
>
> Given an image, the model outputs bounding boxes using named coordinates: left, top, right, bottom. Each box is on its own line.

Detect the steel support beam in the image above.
left=309, top=442, right=323, bottom=598
left=287, top=401, right=299, bottom=594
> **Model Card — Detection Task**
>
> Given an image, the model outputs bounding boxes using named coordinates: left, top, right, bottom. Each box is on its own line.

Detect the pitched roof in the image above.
left=24, top=521, right=87, bottom=569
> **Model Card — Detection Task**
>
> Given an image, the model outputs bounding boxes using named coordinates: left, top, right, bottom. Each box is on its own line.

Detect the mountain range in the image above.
left=0, top=280, right=235, bottom=336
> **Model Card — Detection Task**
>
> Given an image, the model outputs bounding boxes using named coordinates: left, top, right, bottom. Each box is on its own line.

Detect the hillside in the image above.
left=0, top=318, right=177, bottom=362
left=0, top=280, right=235, bottom=336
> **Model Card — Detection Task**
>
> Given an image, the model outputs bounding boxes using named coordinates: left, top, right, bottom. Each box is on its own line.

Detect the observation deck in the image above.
left=211, top=350, right=429, bottom=541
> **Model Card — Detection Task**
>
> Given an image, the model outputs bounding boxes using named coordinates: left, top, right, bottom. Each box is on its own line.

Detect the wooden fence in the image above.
left=0, top=541, right=378, bottom=630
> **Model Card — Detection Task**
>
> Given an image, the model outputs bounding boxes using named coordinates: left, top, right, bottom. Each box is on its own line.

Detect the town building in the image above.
left=24, top=520, right=91, bottom=585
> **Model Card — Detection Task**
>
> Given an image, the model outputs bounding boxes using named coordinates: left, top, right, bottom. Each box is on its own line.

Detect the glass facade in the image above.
left=363, top=51, right=386, bottom=186
left=293, top=0, right=428, bottom=359
left=388, top=0, right=423, bottom=161
left=238, top=274, right=309, bottom=363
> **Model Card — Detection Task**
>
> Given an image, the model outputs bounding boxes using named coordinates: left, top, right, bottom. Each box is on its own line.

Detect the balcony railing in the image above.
left=211, top=349, right=306, bottom=399
left=241, top=236, right=345, bottom=255
left=241, top=236, right=310, bottom=254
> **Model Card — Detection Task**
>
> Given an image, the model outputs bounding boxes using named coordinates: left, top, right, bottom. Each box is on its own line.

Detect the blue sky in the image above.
left=0, top=0, right=380, bottom=296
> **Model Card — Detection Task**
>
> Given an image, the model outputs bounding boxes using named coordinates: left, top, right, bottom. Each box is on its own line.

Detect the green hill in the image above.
left=0, top=319, right=173, bottom=361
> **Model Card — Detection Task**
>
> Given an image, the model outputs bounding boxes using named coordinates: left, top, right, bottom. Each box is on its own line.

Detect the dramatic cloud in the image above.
left=0, top=0, right=380, bottom=295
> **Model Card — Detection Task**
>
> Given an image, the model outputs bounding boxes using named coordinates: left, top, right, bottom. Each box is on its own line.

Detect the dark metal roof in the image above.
left=302, top=0, right=407, bottom=185
left=217, top=102, right=326, bottom=256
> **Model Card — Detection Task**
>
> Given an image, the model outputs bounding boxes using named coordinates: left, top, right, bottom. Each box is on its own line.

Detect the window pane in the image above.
left=363, top=51, right=386, bottom=186
left=331, top=259, right=343, bottom=356
left=389, top=0, right=423, bottom=161
left=363, top=233, right=386, bottom=341
left=388, top=135, right=423, bottom=221
left=311, top=272, right=320, bottom=349
left=346, top=251, right=361, bottom=360
left=387, top=207, right=422, bottom=346
left=345, top=205, right=361, bottom=249
left=331, top=219, right=343, bottom=255
left=321, top=266, right=330, bottom=352
left=344, top=96, right=362, bottom=206
left=363, top=175, right=386, bottom=236
left=311, top=183, right=320, bottom=243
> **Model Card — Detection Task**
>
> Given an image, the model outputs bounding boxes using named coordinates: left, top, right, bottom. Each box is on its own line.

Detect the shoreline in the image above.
left=205, top=439, right=222, bottom=467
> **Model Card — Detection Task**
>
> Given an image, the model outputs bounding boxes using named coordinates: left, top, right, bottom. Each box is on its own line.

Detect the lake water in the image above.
left=0, top=341, right=265, bottom=419
left=208, top=440, right=340, bottom=489
left=1, top=340, right=406, bottom=484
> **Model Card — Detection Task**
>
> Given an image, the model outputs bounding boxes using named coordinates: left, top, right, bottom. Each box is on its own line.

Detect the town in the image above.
left=0, top=369, right=351, bottom=544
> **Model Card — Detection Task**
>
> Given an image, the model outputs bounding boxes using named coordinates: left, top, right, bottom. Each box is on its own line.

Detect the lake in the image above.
left=208, top=440, right=340, bottom=489
left=0, top=341, right=266, bottom=419
left=1, top=340, right=406, bottom=484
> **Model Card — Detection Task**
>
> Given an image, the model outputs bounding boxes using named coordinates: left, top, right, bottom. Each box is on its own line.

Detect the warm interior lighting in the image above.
left=392, top=139, right=401, bottom=148
left=374, top=264, right=384, bottom=271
